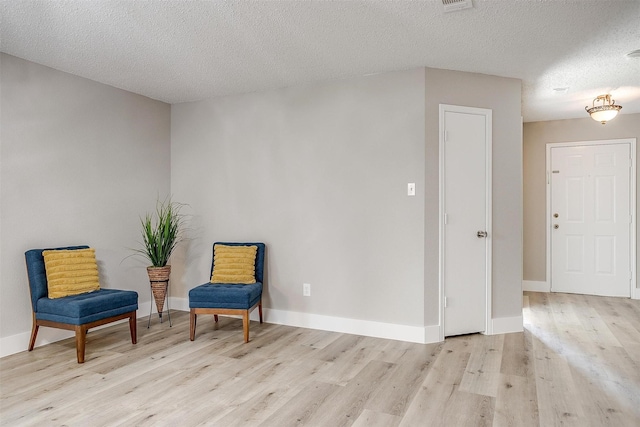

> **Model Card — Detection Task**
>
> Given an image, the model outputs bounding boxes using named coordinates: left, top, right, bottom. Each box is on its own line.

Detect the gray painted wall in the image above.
left=0, top=54, right=171, bottom=342
left=424, top=68, right=523, bottom=323
left=172, top=67, right=524, bottom=329
left=171, top=69, right=427, bottom=326
left=523, top=114, right=640, bottom=285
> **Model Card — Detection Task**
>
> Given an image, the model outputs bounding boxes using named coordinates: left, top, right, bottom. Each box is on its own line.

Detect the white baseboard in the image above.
left=523, top=280, right=640, bottom=300
left=0, top=328, right=74, bottom=359
left=424, top=324, right=441, bottom=344
left=168, top=296, right=188, bottom=311
left=263, top=308, right=437, bottom=344
left=173, top=298, right=437, bottom=343
left=522, top=280, right=549, bottom=292
left=491, top=315, right=523, bottom=335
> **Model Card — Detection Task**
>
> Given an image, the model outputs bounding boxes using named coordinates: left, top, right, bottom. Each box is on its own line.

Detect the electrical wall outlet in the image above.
left=303, top=283, right=311, bottom=296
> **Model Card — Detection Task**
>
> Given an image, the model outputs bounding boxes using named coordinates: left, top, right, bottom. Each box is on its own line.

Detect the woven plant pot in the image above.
left=147, top=265, right=171, bottom=319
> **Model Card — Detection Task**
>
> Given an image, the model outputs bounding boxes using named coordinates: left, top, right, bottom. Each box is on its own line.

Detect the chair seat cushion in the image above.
left=36, top=289, right=138, bottom=325
left=189, top=282, right=262, bottom=310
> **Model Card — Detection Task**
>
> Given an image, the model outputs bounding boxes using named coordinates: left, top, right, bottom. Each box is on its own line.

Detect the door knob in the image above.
left=554, top=224, right=559, bottom=229
left=477, top=231, right=488, bottom=238
left=553, top=213, right=559, bottom=218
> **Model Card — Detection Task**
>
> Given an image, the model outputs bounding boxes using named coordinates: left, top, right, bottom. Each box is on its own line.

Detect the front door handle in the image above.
left=477, top=231, right=488, bottom=238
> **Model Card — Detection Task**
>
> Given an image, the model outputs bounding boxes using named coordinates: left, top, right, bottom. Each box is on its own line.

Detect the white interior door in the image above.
left=550, top=143, right=632, bottom=297
left=440, top=105, right=492, bottom=338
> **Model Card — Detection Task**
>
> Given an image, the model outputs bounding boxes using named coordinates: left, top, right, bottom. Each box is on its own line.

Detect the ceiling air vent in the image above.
left=442, top=0, right=473, bottom=13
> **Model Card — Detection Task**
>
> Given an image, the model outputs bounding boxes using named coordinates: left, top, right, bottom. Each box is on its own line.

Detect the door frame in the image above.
left=438, top=104, right=493, bottom=341
left=545, top=138, right=637, bottom=299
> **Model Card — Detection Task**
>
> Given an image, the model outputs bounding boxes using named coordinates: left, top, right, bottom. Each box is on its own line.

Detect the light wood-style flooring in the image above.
left=1, top=292, right=639, bottom=426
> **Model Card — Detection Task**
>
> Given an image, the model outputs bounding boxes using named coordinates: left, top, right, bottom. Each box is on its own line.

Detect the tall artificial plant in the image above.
left=135, top=198, right=186, bottom=267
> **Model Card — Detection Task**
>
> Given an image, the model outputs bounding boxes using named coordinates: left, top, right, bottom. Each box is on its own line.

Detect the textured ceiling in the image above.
left=1, top=1, right=639, bottom=122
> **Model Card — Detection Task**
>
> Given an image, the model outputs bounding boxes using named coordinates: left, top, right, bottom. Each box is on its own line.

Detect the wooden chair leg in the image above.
left=243, top=311, right=250, bottom=343
left=190, top=309, right=196, bottom=341
left=214, top=314, right=219, bottom=322
left=75, top=325, right=87, bottom=363
left=129, top=312, right=137, bottom=344
left=258, top=301, right=263, bottom=324
left=28, top=321, right=39, bottom=351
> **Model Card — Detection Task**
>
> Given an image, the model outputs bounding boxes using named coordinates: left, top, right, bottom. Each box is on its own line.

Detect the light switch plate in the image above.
left=408, top=183, right=416, bottom=196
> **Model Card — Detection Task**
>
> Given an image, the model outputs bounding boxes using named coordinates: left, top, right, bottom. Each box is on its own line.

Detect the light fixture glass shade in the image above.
left=585, top=94, right=622, bottom=124
left=589, top=108, right=619, bottom=123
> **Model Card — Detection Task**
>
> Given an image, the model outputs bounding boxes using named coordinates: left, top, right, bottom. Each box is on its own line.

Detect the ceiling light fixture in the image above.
left=585, top=94, right=622, bottom=124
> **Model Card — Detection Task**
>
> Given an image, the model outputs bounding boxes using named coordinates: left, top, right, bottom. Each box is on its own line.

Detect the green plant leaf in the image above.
left=135, top=197, right=186, bottom=267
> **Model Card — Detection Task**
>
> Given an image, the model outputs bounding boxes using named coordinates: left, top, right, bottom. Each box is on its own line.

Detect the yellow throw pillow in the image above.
left=43, top=248, right=101, bottom=299
left=210, top=244, right=257, bottom=284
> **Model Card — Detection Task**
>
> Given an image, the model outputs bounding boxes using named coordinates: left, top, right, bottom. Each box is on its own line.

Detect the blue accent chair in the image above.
left=189, top=242, right=265, bottom=343
left=25, top=246, right=138, bottom=363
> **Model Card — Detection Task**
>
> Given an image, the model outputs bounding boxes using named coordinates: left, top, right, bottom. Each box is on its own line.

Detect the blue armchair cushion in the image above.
left=189, top=282, right=262, bottom=310
left=36, top=289, right=138, bottom=325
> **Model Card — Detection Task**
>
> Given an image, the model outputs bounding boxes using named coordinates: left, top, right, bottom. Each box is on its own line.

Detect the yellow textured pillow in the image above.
left=43, top=248, right=101, bottom=299
left=210, top=244, right=257, bottom=284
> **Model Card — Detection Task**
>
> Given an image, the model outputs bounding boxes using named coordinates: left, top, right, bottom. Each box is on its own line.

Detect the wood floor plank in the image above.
left=493, top=374, right=538, bottom=427
left=312, top=333, right=365, bottom=363
left=459, top=334, right=504, bottom=397
left=602, top=316, right=640, bottom=349
left=313, top=335, right=386, bottom=386
left=618, top=298, right=640, bottom=329
left=251, top=355, right=332, bottom=391
left=371, top=339, right=429, bottom=364
left=295, top=328, right=342, bottom=350
left=531, top=334, right=585, bottom=425
left=500, top=328, right=534, bottom=378
left=440, top=390, right=494, bottom=427
left=219, top=323, right=308, bottom=360
left=258, top=381, right=341, bottom=426
left=594, top=296, right=640, bottom=330
left=577, top=305, right=623, bottom=348
left=365, top=342, right=442, bottom=416
left=568, top=361, right=640, bottom=426
left=351, top=409, right=401, bottom=427
left=0, top=370, right=106, bottom=425
left=299, top=359, right=396, bottom=427
left=398, top=341, right=471, bottom=426
left=624, top=342, right=640, bottom=365
left=210, top=385, right=293, bottom=426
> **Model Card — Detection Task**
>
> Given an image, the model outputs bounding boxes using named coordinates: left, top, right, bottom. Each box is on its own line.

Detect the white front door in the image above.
left=550, top=142, right=632, bottom=297
left=440, top=105, right=492, bottom=337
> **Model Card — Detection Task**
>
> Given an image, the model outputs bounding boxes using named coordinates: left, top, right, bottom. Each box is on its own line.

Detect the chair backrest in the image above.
left=25, top=245, right=89, bottom=310
left=210, top=242, right=266, bottom=284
